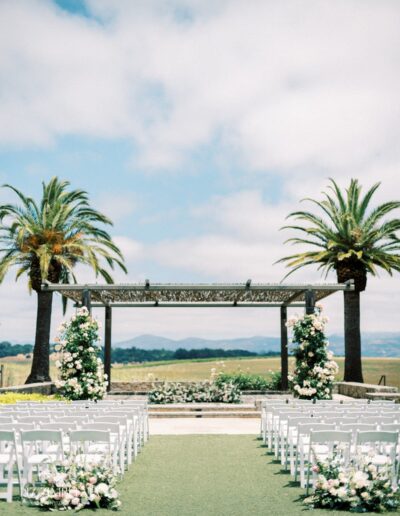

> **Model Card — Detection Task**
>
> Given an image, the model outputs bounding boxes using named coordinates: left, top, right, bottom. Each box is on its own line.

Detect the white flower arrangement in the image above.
left=22, top=457, right=121, bottom=511
left=55, top=307, right=107, bottom=401
left=149, top=381, right=241, bottom=404
left=287, top=305, right=338, bottom=400
left=304, top=454, right=400, bottom=512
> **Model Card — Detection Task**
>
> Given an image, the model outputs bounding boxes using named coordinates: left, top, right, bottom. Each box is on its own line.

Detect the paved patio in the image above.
left=150, top=417, right=259, bottom=435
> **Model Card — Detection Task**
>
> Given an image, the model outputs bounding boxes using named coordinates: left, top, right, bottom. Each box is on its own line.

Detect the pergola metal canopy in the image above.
left=42, top=280, right=354, bottom=308
left=42, top=280, right=354, bottom=392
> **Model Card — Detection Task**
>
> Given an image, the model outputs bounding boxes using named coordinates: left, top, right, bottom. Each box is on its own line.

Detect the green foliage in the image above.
left=288, top=308, right=338, bottom=400
left=0, top=341, right=32, bottom=358
left=148, top=381, right=241, bottom=404
left=55, top=307, right=107, bottom=400
left=110, top=346, right=263, bottom=364
left=0, top=176, right=126, bottom=297
left=215, top=371, right=281, bottom=391
left=278, top=178, right=400, bottom=285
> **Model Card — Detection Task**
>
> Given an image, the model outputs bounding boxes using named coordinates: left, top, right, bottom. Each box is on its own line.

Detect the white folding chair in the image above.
left=306, top=430, right=352, bottom=494
left=20, top=430, right=64, bottom=491
left=69, top=430, right=115, bottom=470
left=0, top=431, right=20, bottom=503
left=294, top=423, right=337, bottom=487
left=80, top=423, right=125, bottom=474
left=355, top=430, right=399, bottom=487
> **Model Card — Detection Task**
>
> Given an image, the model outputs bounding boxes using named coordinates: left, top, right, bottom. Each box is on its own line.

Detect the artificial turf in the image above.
left=5, top=435, right=400, bottom=515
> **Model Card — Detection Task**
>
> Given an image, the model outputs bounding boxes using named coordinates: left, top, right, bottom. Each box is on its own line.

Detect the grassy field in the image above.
left=1, top=356, right=399, bottom=389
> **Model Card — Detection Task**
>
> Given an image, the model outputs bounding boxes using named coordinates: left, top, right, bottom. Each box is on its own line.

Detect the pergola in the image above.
left=42, top=281, right=354, bottom=391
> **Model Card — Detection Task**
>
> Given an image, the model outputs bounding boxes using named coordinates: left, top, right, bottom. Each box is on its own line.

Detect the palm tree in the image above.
left=0, top=177, right=127, bottom=384
left=278, top=179, right=400, bottom=382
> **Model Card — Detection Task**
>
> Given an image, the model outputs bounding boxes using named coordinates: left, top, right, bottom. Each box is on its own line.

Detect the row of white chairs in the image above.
left=260, top=398, right=399, bottom=450
left=260, top=398, right=400, bottom=490
left=0, top=399, right=149, bottom=503
left=303, top=429, right=399, bottom=494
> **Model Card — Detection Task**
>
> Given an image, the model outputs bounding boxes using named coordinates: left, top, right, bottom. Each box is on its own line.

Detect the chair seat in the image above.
left=75, top=453, right=106, bottom=465
left=371, top=454, right=393, bottom=466
left=27, top=453, right=58, bottom=465
left=0, top=454, right=13, bottom=464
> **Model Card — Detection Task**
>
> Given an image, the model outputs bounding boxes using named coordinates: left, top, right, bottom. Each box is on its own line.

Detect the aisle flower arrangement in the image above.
left=287, top=304, right=338, bottom=400
left=23, top=458, right=121, bottom=511
left=304, top=455, right=400, bottom=512
left=149, top=380, right=241, bottom=403
left=55, top=307, right=107, bottom=400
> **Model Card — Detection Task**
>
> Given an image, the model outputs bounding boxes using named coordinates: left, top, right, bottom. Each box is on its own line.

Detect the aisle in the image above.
left=9, top=436, right=368, bottom=516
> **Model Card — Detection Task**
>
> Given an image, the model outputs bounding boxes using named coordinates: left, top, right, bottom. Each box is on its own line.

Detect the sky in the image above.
left=0, top=0, right=399, bottom=344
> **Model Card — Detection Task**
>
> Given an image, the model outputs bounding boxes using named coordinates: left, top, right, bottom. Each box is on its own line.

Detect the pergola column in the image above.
left=280, top=306, right=288, bottom=391
left=305, top=289, right=316, bottom=315
left=104, top=306, right=112, bottom=392
left=82, top=289, right=92, bottom=314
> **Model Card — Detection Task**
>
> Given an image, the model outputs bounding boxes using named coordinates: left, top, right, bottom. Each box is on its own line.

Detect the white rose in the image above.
left=94, top=483, right=109, bottom=495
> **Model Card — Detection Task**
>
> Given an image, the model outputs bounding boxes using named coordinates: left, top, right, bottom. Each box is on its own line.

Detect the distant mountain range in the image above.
left=116, top=333, right=400, bottom=357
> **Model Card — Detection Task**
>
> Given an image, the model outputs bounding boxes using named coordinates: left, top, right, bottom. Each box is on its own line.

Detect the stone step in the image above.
left=149, top=411, right=261, bottom=419
left=365, top=392, right=400, bottom=403
left=149, top=403, right=256, bottom=412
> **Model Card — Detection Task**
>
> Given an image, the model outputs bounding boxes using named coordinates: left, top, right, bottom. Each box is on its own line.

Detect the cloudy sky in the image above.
left=0, top=0, right=399, bottom=344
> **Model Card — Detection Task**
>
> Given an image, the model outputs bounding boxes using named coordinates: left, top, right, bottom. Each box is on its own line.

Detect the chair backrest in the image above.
left=356, top=430, right=399, bottom=445
left=340, top=423, right=377, bottom=432
left=297, top=423, right=337, bottom=436
left=54, top=415, right=89, bottom=423
left=80, top=422, right=121, bottom=434
left=361, top=416, right=395, bottom=425
left=69, top=430, right=110, bottom=443
left=0, top=430, right=15, bottom=442
left=93, top=416, right=128, bottom=426
left=21, top=430, right=63, bottom=443
left=0, top=423, right=37, bottom=431
left=17, top=415, right=52, bottom=424
left=310, top=430, right=352, bottom=444
left=0, top=416, right=14, bottom=424
left=380, top=423, right=400, bottom=433
left=39, top=422, right=77, bottom=432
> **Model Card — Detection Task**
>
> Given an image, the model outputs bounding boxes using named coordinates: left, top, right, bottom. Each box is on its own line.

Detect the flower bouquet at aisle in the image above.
left=304, top=455, right=400, bottom=512
left=287, top=305, right=338, bottom=400
left=22, top=458, right=121, bottom=511
left=55, top=307, right=108, bottom=400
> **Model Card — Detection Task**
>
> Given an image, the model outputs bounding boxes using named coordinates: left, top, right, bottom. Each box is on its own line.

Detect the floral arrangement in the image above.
left=287, top=304, right=338, bottom=399
left=22, top=458, right=121, bottom=511
left=214, top=371, right=282, bottom=391
left=55, top=307, right=107, bottom=400
left=148, top=381, right=241, bottom=404
left=304, top=455, right=400, bottom=512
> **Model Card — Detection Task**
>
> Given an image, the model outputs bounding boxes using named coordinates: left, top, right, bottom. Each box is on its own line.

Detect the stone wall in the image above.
left=0, top=381, right=56, bottom=395
left=335, top=381, right=398, bottom=398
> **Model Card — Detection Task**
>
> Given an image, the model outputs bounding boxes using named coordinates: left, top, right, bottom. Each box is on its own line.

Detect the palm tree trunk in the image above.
left=25, top=290, right=53, bottom=384
left=343, top=290, right=364, bottom=383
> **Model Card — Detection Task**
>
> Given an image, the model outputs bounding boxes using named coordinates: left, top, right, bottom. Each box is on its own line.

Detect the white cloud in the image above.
left=0, top=1, right=400, bottom=342
left=0, top=0, right=399, bottom=181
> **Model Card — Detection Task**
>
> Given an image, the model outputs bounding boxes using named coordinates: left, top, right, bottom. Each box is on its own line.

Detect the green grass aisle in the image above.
left=6, top=435, right=400, bottom=515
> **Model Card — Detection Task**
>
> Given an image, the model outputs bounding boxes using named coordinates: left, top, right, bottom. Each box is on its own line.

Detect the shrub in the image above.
left=148, top=381, right=241, bottom=404
left=215, top=371, right=282, bottom=391
left=55, top=307, right=107, bottom=401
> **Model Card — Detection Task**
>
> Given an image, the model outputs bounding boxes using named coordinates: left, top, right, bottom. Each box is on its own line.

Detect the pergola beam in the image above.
left=43, top=282, right=354, bottom=292
left=80, top=302, right=307, bottom=308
